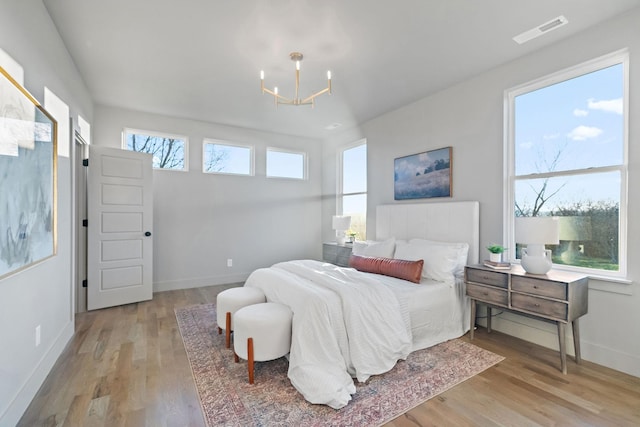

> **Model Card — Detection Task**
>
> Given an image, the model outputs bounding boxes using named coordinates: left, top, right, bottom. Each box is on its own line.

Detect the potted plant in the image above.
left=347, top=230, right=357, bottom=243
left=486, top=244, right=507, bottom=263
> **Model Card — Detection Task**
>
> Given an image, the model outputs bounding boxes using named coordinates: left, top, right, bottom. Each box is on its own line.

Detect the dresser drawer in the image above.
left=466, top=268, right=508, bottom=289
left=512, top=276, right=567, bottom=300
left=511, top=293, right=568, bottom=320
left=467, top=283, right=508, bottom=306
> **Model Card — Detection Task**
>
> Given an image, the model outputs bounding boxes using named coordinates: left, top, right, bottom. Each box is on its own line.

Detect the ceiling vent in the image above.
left=513, top=15, right=568, bottom=45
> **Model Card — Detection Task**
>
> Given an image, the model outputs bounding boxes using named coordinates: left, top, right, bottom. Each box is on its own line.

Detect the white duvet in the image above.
left=243, top=259, right=413, bottom=409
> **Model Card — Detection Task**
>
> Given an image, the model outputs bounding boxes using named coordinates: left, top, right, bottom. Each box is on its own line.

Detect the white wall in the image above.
left=93, top=106, right=323, bottom=291
left=323, top=8, right=640, bottom=377
left=0, top=1, right=94, bottom=425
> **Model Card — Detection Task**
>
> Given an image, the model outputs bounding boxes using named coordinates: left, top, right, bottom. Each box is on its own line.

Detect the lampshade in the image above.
left=332, top=215, right=351, bottom=231
left=515, top=217, right=560, bottom=245
left=558, top=216, right=592, bottom=241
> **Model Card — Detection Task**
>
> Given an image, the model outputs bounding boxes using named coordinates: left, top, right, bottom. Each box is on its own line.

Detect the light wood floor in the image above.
left=18, top=285, right=640, bottom=427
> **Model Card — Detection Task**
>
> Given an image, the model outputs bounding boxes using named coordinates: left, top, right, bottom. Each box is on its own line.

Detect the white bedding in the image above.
left=243, top=259, right=469, bottom=409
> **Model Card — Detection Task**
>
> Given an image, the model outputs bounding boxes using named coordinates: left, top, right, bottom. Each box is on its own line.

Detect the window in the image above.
left=123, top=128, right=187, bottom=171
left=506, top=51, right=628, bottom=277
left=266, top=148, right=306, bottom=179
left=203, top=140, right=253, bottom=175
left=339, top=140, right=367, bottom=240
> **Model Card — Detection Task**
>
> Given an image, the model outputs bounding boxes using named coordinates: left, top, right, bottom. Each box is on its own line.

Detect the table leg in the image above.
left=487, top=306, right=492, bottom=333
left=470, top=299, right=476, bottom=340
left=558, top=322, right=567, bottom=374
left=572, top=319, right=582, bottom=364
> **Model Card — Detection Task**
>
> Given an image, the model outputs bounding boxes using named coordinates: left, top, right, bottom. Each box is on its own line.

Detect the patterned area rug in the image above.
left=175, top=303, right=504, bottom=427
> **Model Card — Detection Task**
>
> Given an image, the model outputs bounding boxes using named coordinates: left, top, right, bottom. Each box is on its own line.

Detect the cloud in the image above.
left=543, top=133, right=560, bottom=140
left=519, top=141, right=534, bottom=149
left=587, top=98, right=623, bottom=115
left=573, top=109, right=588, bottom=117
left=567, top=125, right=603, bottom=141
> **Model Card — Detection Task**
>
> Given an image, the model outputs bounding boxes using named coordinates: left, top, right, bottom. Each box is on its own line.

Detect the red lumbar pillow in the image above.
left=348, top=254, right=424, bottom=284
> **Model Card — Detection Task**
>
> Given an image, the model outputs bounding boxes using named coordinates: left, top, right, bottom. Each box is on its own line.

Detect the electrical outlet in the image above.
left=227, top=259, right=233, bottom=267
left=35, top=325, right=41, bottom=347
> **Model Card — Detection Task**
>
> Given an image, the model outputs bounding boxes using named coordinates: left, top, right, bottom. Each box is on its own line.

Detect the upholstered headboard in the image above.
left=376, top=201, right=480, bottom=265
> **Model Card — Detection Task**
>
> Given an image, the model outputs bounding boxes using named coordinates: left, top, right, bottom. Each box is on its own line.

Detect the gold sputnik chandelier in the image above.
left=260, top=52, right=331, bottom=107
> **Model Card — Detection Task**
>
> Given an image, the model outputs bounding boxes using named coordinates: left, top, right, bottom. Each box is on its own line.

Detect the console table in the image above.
left=322, top=242, right=353, bottom=267
left=465, top=264, right=588, bottom=374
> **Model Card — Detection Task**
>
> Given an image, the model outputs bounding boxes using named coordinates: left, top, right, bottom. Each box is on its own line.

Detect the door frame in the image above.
left=72, top=124, right=89, bottom=313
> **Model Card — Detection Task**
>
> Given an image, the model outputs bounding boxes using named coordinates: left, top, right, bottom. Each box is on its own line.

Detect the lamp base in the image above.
left=521, top=245, right=553, bottom=274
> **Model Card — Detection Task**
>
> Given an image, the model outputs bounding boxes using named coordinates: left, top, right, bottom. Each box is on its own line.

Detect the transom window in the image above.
left=123, top=128, right=187, bottom=171
left=506, top=50, right=628, bottom=278
left=203, top=140, right=253, bottom=176
left=266, top=148, right=306, bottom=179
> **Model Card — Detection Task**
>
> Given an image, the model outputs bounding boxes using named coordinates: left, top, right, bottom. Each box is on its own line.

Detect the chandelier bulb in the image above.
left=274, top=87, right=278, bottom=94
left=327, top=70, right=331, bottom=80
left=260, top=70, right=264, bottom=80
left=296, top=61, right=300, bottom=71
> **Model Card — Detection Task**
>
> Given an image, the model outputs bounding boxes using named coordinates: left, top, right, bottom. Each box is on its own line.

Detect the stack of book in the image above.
left=483, top=259, right=512, bottom=270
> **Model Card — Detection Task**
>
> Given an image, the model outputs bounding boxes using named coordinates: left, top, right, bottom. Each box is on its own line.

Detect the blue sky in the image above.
left=514, top=63, right=623, bottom=207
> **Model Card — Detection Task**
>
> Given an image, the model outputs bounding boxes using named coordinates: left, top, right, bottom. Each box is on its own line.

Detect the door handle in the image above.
left=145, top=231, right=152, bottom=237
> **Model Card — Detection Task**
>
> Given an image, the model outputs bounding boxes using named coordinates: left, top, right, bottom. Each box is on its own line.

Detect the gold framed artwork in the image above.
left=0, top=66, right=57, bottom=279
left=394, top=146, right=452, bottom=200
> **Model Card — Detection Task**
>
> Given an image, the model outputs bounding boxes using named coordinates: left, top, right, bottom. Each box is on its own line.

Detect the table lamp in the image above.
left=515, top=216, right=559, bottom=274
left=332, top=215, right=351, bottom=245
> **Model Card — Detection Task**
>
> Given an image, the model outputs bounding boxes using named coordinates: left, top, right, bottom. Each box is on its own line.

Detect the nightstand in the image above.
left=465, top=264, right=588, bottom=374
left=322, top=242, right=353, bottom=267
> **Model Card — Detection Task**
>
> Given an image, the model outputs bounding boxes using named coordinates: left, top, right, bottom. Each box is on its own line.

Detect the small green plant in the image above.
left=486, top=244, right=507, bottom=254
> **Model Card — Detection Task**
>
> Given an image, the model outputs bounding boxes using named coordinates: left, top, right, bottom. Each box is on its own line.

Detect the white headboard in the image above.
left=376, top=201, right=480, bottom=264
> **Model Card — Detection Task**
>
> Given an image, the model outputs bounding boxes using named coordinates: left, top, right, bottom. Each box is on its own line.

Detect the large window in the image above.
left=506, top=51, right=628, bottom=277
left=266, top=148, right=306, bottom=179
left=339, top=140, right=367, bottom=240
left=203, top=140, right=253, bottom=176
left=123, top=128, right=187, bottom=171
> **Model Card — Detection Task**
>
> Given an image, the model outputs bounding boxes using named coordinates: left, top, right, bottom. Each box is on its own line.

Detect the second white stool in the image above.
left=216, top=287, right=266, bottom=348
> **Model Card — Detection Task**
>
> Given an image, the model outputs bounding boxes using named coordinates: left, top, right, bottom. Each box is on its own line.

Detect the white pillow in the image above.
left=351, top=237, right=396, bottom=258
left=409, top=239, right=469, bottom=277
left=394, top=239, right=469, bottom=283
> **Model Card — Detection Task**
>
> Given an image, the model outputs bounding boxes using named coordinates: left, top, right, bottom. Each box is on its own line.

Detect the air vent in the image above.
left=513, top=15, right=568, bottom=45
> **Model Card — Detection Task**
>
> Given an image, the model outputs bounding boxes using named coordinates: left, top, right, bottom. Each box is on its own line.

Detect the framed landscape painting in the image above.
left=394, top=146, right=452, bottom=200
left=0, top=66, right=57, bottom=279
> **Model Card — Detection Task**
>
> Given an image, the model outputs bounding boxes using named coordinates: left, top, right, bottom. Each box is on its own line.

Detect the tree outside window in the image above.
left=124, top=129, right=187, bottom=171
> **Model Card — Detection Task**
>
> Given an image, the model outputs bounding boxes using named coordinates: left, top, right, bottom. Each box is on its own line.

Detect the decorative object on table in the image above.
left=558, top=216, right=592, bottom=263
left=347, top=230, right=357, bottom=243
left=483, top=259, right=511, bottom=270
left=486, top=244, right=507, bottom=263
left=260, top=52, right=332, bottom=107
left=515, top=216, right=559, bottom=274
left=175, top=302, right=504, bottom=427
left=0, top=67, right=57, bottom=280
left=332, top=215, right=351, bottom=244
left=394, top=146, right=452, bottom=200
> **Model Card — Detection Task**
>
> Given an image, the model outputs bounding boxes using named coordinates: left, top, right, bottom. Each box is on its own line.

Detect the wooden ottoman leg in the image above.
left=225, top=312, right=232, bottom=349
left=234, top=352, right=239, bottom=363
left=248, top=337, right=254, bottom=384
left=218, top=326, right=222, bottom=335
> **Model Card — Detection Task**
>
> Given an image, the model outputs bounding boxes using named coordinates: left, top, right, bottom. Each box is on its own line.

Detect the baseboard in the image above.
left=153, top=272, right=251, bottom=293
left=481, top=311, right=640, bottom=378
left=1, top=320, right=74, bottom=427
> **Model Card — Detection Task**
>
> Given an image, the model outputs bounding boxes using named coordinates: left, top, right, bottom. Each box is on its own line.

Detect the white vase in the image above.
left=489, top=252, right=502, bottom=263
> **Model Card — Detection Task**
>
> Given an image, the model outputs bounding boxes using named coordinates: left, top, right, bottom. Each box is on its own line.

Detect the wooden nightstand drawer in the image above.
left=466, top=268, right=508, bottom=289
left=512, top=276, right=567, bottom=300
left=466, top=283, right=508, bottom=306
left=511, top=293, right=568, bottom=320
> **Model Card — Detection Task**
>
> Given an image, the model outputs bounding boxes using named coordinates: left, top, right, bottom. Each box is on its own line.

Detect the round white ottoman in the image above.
left=233, top=302, right=292, bottom=384
left=216, top=287, right=266, bottom=349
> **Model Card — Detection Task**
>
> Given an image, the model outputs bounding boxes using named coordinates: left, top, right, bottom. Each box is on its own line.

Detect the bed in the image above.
left=243, top=201, right=479, bottom=409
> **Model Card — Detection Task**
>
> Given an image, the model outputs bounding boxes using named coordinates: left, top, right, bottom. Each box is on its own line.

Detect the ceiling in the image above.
left=43, top=0, right=640, bottom=140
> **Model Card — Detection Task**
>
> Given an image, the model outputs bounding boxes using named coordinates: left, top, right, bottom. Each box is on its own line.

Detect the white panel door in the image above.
left=87, top=146, right=153, bottom=310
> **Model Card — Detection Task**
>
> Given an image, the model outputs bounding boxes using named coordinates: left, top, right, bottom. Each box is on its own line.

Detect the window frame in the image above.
left=504, top=49, right=629, bottom=279
left=202, top=138, right=254, bottom=176
left=265, top=147, right=308, bottom=180
left=337, top=139, right=367, bottom=237
left=122, top=127, right=189, bottom=172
